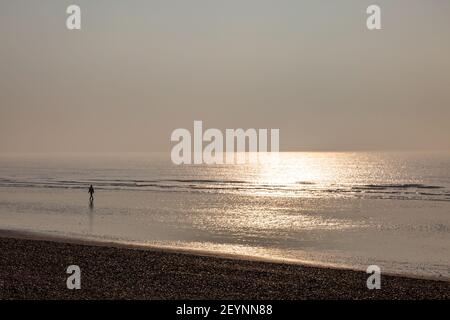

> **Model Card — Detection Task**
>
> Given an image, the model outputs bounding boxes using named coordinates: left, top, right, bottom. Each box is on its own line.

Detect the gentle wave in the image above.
left=352, top=184, right=444, bottom=190
left=0, top=178, right=448, bottom=202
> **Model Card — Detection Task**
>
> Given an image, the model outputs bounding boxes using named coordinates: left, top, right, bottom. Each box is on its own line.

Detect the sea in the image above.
left=0, top=152, right=449, bottom=279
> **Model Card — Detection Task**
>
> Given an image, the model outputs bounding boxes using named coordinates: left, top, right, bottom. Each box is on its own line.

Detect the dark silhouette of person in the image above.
left=88, top=185, right=95, bottom=202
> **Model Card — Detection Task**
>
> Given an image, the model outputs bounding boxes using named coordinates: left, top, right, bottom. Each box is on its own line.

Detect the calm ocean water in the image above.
left=0, top=152, right=449, bottom=279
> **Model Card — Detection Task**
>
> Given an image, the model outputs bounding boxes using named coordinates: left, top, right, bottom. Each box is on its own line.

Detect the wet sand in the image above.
left=0, top=235, right=449, bottom=300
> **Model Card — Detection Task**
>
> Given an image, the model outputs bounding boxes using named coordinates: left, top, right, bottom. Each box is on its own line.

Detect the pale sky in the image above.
left=1, top=0, right=449, bottom=152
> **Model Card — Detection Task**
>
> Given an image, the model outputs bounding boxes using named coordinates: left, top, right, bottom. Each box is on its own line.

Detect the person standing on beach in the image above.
left=88, top=185, right=95, bottom=202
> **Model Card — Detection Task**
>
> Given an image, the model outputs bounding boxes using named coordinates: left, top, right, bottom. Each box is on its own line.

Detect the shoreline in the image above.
left=1, top=231, right=449, bottom=299
left=2, top=229, right=449, bottom=283
left=1, top=229, right=449, bottom=284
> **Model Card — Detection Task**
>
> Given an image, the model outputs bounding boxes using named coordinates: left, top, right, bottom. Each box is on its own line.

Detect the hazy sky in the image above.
left=1, top=0, right=449, bottom=152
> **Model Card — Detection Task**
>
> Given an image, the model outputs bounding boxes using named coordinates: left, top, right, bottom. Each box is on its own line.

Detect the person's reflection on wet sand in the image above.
left=88, top=198, right=94, bottom=234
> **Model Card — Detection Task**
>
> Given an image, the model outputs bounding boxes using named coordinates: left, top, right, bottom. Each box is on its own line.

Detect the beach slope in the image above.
left=0, top=237, right=449, bottom=300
